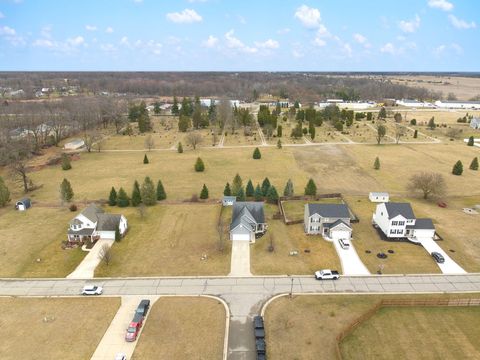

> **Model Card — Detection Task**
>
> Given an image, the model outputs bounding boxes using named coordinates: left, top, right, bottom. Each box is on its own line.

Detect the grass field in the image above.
left=0, top=297, right=120, bottom=360
left=282, top=198, right=343, bottom=222
left=265, top=294, right=480, bottom=360
left=96, top=204, right=231, bottom=276
left=132, top=297, right=225, bottom=360
left=340, top=306, right=480, bottom=359
left=222, top=130, right=261, bottom=146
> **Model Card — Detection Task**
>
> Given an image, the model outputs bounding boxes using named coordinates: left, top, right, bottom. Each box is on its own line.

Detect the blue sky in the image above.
left=0, top=0, right=478, bottom=71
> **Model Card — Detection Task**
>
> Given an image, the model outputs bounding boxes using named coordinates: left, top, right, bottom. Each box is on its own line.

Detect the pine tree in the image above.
left=277, top=139, right=282, bottom=149
left=223, top=182, right=232, bottom=196
left=246, top=180, right=255, bottom=197
left=378, top=107, right=387, bottom=119
left=0, top=176, right=11, bottom=207
left=266, top=186, right=279, bottom=204
left=237, top=187, right=246, bottom=201
left=232, top=173, right=243, bottom=196
left=156, top=180, right=166, bottom=200
left=304, top=178, right=317, bottom=196
left=108, top=187, right=117, bottom=206
left=141, top=176, right=157, bottom=205
left=428, top=117, right=436, bottom=130
left=468, top=136, right=475, bottom=146
left=131, top=180, right=142, bottom=206
left=277, top=125, right=282, bottom=137
left=452, top=160, right=463, bottom=176
left=143, top=154, right=149, bottom=164
left=177, top=142, right=184, bottom=153
left=283, top=179, right=294, bottom=197
left=61, top=153, right=72, bottom=170
left=60, top=178, right=74, bottom=202
left=254, top=184, right=263, bottom=201
left=261, top=177, right=271, bottom=196
left=194, top=157, right=205, bottom=172
left=253, top=147, right=262, bottom=159
left=200, top=184, right=209, bottom=199
left=413, top=129, right=418, bottom=138
left=172, top=96, right=179, bottom=115
left=117, top=187, right=129, bottom=207
left=373, top=157, right=380, bottom=170
left=470, top=157, right=479, bottom=171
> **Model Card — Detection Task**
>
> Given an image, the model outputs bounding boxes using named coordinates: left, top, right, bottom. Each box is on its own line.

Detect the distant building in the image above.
left=369, top=192, right=390, bottom=203
left=396, top=99, right=434, bottom=108
left=470, top=118, right=480, bottom=129
left=435, top=100, right=480, bottom=110
left=64, top=139, right=85, bottom=150
left=222, top=196, right=236, bottom=207
left=15, top=198, right=32, bottom=211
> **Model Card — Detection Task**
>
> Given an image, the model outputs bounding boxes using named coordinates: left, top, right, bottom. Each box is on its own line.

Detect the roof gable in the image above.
left=80, top=204, right=104, bottom=222
left=384, top=202, right=415, bottom=220
left=230, top=202, right=265, bottom=230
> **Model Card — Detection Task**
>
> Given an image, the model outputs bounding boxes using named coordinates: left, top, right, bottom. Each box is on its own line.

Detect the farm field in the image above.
left=132, top=297, right=225, bottom=360
left=0, top=297, right=120, bottom=360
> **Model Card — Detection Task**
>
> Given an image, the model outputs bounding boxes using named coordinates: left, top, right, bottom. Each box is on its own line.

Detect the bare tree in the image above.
left=137, top=203, right=147, bottom=219
left=185, top=131, right=203, bottom=150
left=407, top=172, right=446, bottom=199
left=445, top=127, right=462, bottom=140
left=376, top=122, right=387, bottom=145
left=217, top=98, right=232, bottom=133
left=10, top=158, right=31, bottom=193
left=394, top=124, right=406, bottom=144
left=83, top=131, right=100, bottom=153
left=98, top=243, right=113, bottom=265
left=144, top=134, right=155, bottom=151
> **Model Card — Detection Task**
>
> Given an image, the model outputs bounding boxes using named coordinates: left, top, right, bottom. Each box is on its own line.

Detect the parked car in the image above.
left=253, top=315, right=265, bottom=339
left=255, top=338, right=266, bottom=355
left=114, top=354, right=127, bottom=360
left=338, top=238, right=350, bottom=250
left=431, top=252, right=445, bottom=264
left=125, top=313, right=144, bottom=342
left=256, top=354, right=266, bottom=360
left=136, top=299, right=151, bottom=317
left=314, top=269, right=340, bottom=280
left=81, top=285, right=103, bottom=295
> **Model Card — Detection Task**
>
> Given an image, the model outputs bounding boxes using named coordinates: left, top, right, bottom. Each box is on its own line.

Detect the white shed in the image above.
left=64, top=139, right=85, bottom=150
left=369, top=192, right=389, bottom=203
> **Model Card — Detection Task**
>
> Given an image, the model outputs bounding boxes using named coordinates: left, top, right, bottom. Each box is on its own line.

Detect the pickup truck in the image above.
left=314, top=269, right=340, bottom=280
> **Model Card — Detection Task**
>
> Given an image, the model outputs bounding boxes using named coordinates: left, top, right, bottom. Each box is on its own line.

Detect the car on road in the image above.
left=114, top=354, right=127, bottom=360
left=81, top=285, right=103, bottom=295
left=255, top=338, right=266, bottom=355
left=314, top=269, right=340, bottom=280
left=431, top=251, right=445, bottom=264
left=136, top=299, right=151, bottom=317
left=125, top=313, right=144, bottom=342
left=338, top=238, right=350, bottom=249
left=253, top=315, right=265, bottom=339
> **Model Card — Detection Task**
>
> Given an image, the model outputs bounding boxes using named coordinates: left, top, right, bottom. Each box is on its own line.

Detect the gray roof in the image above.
left=323, top=219, right=351, bottom=230
left=384, top=202, right=415, bottom=219
left=16, top=198, right=31, bottom=206
left=230, top=202, right=265, bottom=230
left=223, top=196, right=237, bottom=201
left=97, top=214, right=122, bottom=231
left=406, top=218, right=435, bottom=230
left=67, top=227, right=95, bottom=236
left=307, top=204, right=350, bottom=219
left=80, top=204, right=105, bottom=222
left=370, top=192, right=389, bottom=197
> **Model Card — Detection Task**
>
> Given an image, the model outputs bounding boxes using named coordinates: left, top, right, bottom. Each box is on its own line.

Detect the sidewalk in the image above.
left=67, top=239, right=114, bottom=279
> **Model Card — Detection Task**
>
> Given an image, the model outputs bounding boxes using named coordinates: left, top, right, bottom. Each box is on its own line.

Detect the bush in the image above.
left=177, top=142, right=183, bottom=153
left=200, top=184, right=209, bottom=199
left=470, top=157, right=479, bottom=171
left=410, top=119, right=417, bottom=126
left=253, top=147, right=261, bottom=159
left=194, top=157, right=205, bottom=172
left=452, top=160, right=463, bottom=176
left=69, top=204, right=77, bottom=212
left=61, top=153, right=72, bottom=170
left=467, top=136, right=474, bottom=146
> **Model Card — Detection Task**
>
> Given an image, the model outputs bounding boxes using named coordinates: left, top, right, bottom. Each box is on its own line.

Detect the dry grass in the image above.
left=132, top=297, right=225, bottom=360
left=222, top=130, right=261, bottom=146
left=340, top=306, right=480, bottom=359
left=95, top=204, right=231, bottom=276
left=0, top=297, right=120, bottom=360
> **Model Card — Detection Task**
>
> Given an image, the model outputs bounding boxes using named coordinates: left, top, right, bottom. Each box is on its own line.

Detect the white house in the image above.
left=304, top=203, right=352, bottom=241
left=67, top=204, right=128, bottom=244
left=230, top=202, right=266, bottom=243
left=372, top=202, right=435, bottom=240
left=470, top=118, right=480, bottom=130
left=396, top=99, right=435, bottom=108
left=435, top=100, right=480, bottom=110
left=369, top=192, right=390, bottom=203
left=222, top=196, right=236, bottom=207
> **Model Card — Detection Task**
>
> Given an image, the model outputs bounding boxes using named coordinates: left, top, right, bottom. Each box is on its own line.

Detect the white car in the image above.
left=338, top=238, right=351, bottom=250
left=114, top=354, right=127, bottom=360
left=81, top=285, right=103, bottom=295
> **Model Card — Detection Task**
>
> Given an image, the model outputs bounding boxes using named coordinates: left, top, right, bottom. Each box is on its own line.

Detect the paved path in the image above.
left=332, top=239, right=370, bottom=275
left=229, top=241, right=252, bottom=277
left=418, top=237, right=467, bottom=274
left=67, top=239, right=114, bottom=279
left=256, top=122, right=267, bottom=146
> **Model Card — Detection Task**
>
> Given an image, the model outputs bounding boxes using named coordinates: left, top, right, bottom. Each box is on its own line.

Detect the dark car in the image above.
left=253, top=316, right=264, bottom=329
left=431, top=252, right=445, bottom=263
left=136, top=299, right=151, bottom=316
left=256, top=354, right=266, bottom=360
left=256, top=338, right=266, bottom=354
left=254, top=327, right=265, bottom=339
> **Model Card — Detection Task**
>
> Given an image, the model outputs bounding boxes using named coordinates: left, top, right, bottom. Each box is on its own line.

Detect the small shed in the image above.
left=64, top=139, right=85, bottom=150
left=222, top=196, right=236, bottom=207
left=15, top=198, right=32, bottom=211
left=369, top=192, right=389, bottom=203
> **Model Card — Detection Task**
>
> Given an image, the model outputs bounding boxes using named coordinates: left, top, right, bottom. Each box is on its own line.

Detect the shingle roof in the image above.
left=406, top=218, right=435, bottom=230
left=384, top=202, right=415, bottom=219
left=80, top=204, right=104, bottom=222
left=67, top=227, right=95, bottom=236
left=97, top=214, right=122, bottom=231
left=307, top=204, right=350, bottom=219
left=230, top=202, right=265, bottom=231
left=323, top=219, right=352, bottom=230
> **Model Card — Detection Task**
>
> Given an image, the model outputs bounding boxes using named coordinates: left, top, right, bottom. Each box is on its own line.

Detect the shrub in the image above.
left=69, top=204, right=77, bottom=212
left=253, top=147, right=261, bottom=159
left=452, top=160, right=463, bottom=176
left=194, top=157, right=205, bottom=172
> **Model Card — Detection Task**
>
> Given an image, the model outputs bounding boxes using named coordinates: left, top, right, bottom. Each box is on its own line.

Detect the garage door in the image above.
left=232, top=233, right=251, bottom=241
left=331, top=230, right=350, bottom=240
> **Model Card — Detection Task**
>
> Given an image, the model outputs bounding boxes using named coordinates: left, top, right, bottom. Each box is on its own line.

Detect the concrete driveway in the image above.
left=67, top=239, right=114, bottom=279
left=229, top=241, right=252, bottom=277
left=91, top=295, right=159, bottom=360
left=418, top=237, right=467, bottom=274
left=332, top=239, right=371, bottom=275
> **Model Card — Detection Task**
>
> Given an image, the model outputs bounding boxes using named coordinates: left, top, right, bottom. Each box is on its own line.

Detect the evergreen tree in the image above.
left=413, top=129, right=418, bottom=138
left=468, top=136, right=475, bottom=146
left=60, top=178, right=74, bottom=202
left=283, top=179, right=294, bottom=197
left=194, top=157, right=205, bottom=172
left=378, top=107, right=387, bottom=119
left=153, top=102, right=161, bottom=115
left=200, top=184, right=209, bottom=199
left=253, top=147, right=262, bottom=159
left=266, top=185, right=279, bottom=204
left=304, top=178, right=317, bottom=196
left=131, top=180, right=142, bottom=206
left=0, top=176, right=11, bottom=207
left=177, top=142, right=184, bottom=153
left=428, top=117, right=436, bottom=130
left=237, top=187, right=246, bottom=201
left=452, top=160, right=463, bottom=176
left=367, top=112, right=373, bottom=121
left=309, top=124, right=316, bottom=140
left=232, top=174, right=243, bottom=196
left=143, top=154, right=149, bottom=164
left=223, top=182, right=232, bottom=196
left=470, top=157, right=479, bottom=171
left=141, top=176, right=157, bottom=205
left=172, top=96, right=179, bottom=115
left=156, top=180, right=166, bottom=200
left=108, top=187, right=117, bottom=206
left=115, top=228, right=121, bottom=242
left=254, top=184, right=263, bottom=201
left=277, top=139, right=282, bottom=149
left=261, top=177, right=271, bottom=196
left=117, top=187, right=129, bottom=207
left=373, top=157, right=380, bottom=170
left=245, top=180, right=255, bottom=197
left=277, top=125, right=282, bottom=137
left=61, top=153, right=72, bottom=170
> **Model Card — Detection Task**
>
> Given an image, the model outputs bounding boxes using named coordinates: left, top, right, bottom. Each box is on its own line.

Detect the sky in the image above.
left=0, top=0, right=478, bottom=71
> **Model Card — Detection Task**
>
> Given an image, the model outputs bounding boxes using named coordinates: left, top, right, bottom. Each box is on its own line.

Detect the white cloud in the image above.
left=380, top=42, right=398, bottom=55
left=353, top=33, right=367, bottom=44
left=428, top=0, right=453, bottom=11
left=120, top=36, right=130, bottom=46
left=33, top=38, right=55, bottom=48
left=277, top=28, right=290, bottom=34
left=313, top=37, right=326, bottom=47
left=100, top=43, right=117, bottom=52
left=224, top=29, right=257, bottom=53
left=292, top=49, right=304, bottom=58
left=85, top=25, right=97, bottom=31
left=448, top=14, right=476, bottom=29
left=294, top=5, right=321, bottom=28
left=166, top=9, right=202, bottom=24
left=0, top=11, right=5, bottom=19
left=399, top=14, right=421, bottom=33
left=433, top=44, right=446, bottom=55
left=254, top=39, right=279, bottom=49
left=203, top=35, right=218, bottom=48
left=0, top=25, right=15, bottom=36
left=67, top=36, right=85, bottom=46
left=342, top=43, right=353, bottom=57
left=106, top=27, right=114, bottom=33
left=0, top=25, right=25, bottom=46
left=434, top=42, right=463, bottom=56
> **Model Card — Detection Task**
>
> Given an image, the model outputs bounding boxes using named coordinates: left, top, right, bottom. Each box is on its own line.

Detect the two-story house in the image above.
left=372, top=202, right=435, bottom=240
left=230, top=202, right=266, bottom=243
left=304, top=203, right=352, bottom=240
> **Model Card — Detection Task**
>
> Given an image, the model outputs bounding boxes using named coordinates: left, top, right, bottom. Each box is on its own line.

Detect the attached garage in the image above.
left=230, top=224, right=253, bottom=242
left=326, top=220, right=352, bottom=241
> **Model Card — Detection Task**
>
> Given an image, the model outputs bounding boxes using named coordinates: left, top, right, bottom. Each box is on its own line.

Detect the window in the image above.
left=392, top=221, right=397, bottom=226
left=390, top=229, right=395, bottom=234
left=396, top=229, right=403, bottom=234
left=398, top=221, right=405, bottom=226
